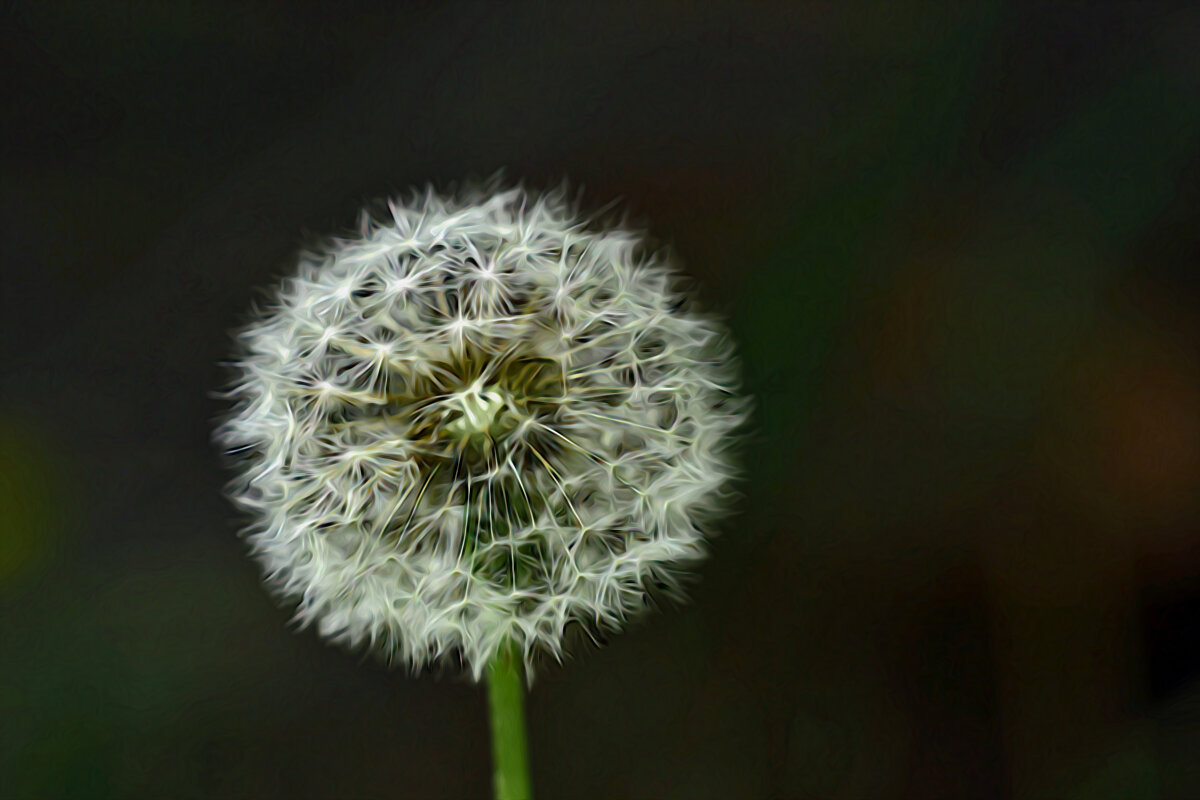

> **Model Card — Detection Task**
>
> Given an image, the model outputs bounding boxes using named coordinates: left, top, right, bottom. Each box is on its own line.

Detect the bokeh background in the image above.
left=4, top=2, right=1200, bottom=798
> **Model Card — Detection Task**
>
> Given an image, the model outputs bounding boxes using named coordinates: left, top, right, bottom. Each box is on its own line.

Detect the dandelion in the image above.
left=216, top=181, right=747, bottom=798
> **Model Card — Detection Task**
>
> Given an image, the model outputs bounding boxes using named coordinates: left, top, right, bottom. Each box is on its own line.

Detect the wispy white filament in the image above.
left=217, top=183, right=746, bottom=679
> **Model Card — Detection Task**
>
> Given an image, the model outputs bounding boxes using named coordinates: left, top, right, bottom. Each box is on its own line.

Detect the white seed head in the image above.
left=216, top=183, right=747, bottom=680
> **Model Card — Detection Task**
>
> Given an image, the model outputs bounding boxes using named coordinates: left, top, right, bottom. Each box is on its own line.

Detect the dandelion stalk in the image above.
left=486, top=641, right=532, bottom=800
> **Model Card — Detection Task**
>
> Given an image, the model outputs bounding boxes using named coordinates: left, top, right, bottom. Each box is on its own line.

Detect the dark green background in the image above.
left=4, top=2, right=1200, bottom=798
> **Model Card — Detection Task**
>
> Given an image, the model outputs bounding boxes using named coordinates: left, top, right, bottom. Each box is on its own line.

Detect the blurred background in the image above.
left=3, top=2, right=1200, bottom=798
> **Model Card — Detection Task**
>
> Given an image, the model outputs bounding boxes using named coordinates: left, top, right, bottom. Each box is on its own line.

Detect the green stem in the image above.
left=486, top=642, right=533, bottom=800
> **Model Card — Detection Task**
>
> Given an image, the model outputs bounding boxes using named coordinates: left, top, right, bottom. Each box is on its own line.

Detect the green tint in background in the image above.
left=4, top=2, right=1200, bottom=798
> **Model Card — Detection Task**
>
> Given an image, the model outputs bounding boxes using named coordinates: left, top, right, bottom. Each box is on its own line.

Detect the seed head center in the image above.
left=443, top=380, right=510, bottom=445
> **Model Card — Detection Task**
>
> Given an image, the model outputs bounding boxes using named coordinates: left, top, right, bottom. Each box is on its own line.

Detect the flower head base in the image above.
left=217, top=183, right=747, bottom=679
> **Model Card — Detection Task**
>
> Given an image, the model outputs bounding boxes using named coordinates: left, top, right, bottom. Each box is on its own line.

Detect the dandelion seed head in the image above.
left=216, top=182, right=747, bottom=679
